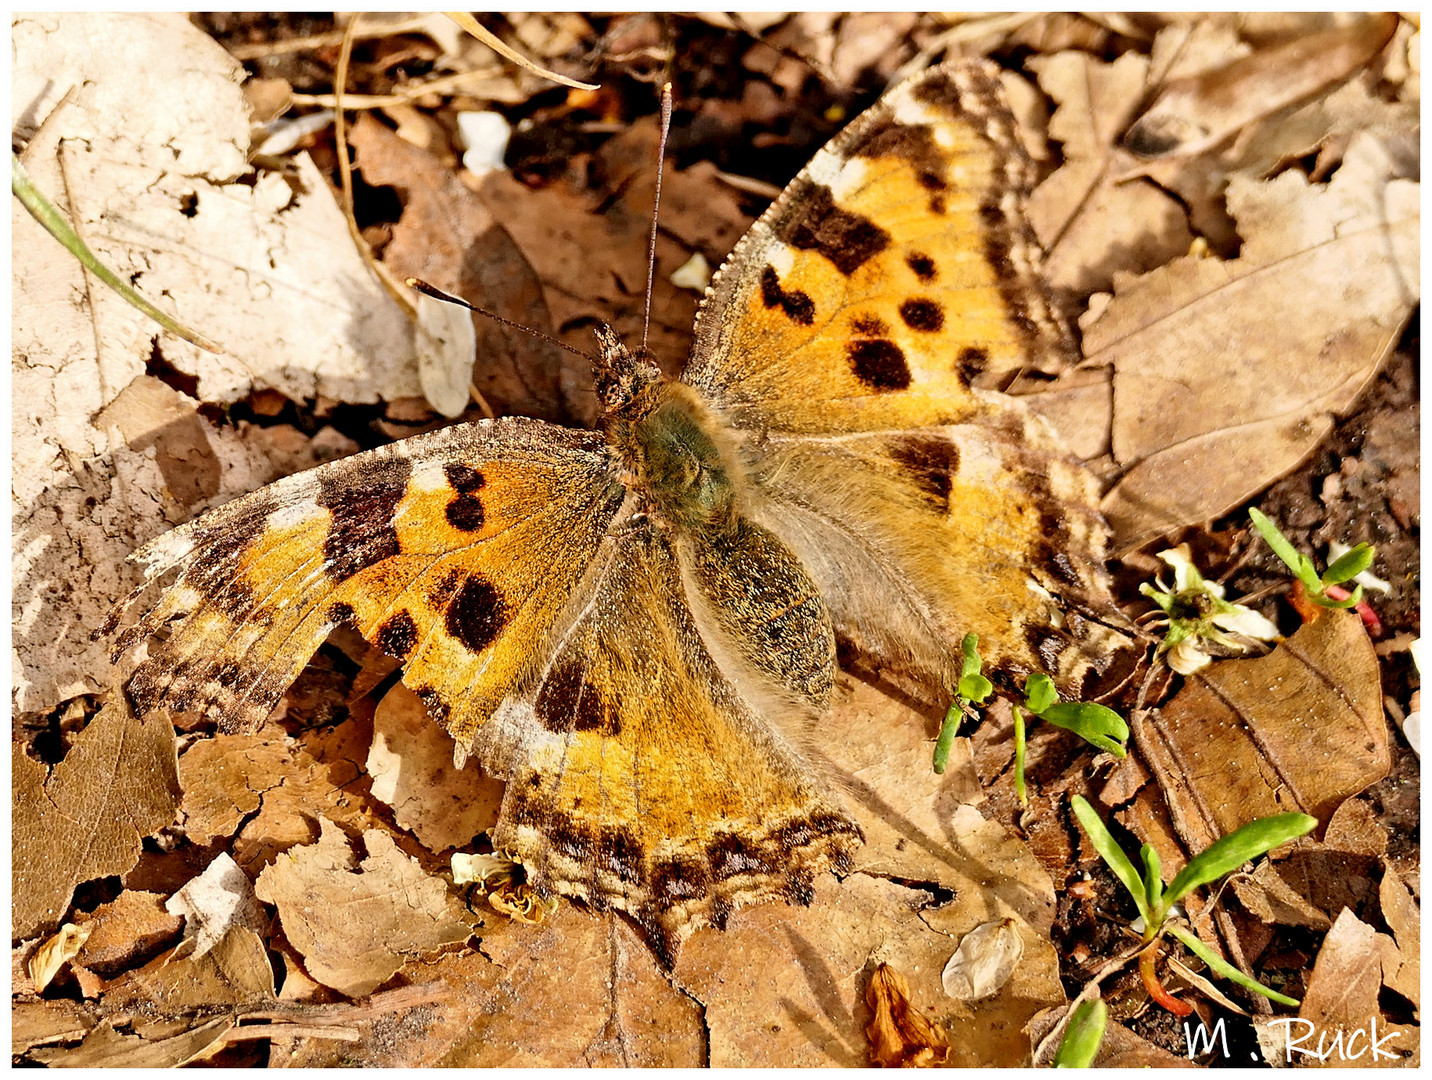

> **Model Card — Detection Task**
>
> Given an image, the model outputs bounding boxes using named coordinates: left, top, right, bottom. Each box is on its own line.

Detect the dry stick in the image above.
left=641, top=83, right=674, bottom=356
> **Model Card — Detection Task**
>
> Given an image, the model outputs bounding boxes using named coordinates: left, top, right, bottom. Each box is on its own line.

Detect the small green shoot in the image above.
left=12, top=152, right=221, bottom=353
left=933, top=634, right=991, bottom=774
left=1071, top=795, right=1315, bottom=1011
left=1248, top=507, right=1374, bottom=612
left=1011, top=675, right=1128, bottom=804
left=1052, top=998, right=1107, bottom=1068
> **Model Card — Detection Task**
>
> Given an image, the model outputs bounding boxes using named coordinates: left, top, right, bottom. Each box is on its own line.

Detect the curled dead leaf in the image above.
left=866, top=962, right=951, bottom=1068
left=28, top=923, right=92, bottom=992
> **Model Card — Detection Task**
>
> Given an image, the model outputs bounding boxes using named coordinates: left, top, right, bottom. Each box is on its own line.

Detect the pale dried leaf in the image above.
left=1125, top=14, right=1399, bottom=160
left=415, top=291, right=478, bottom=419
left=368, top=683, right=504, bottom=853
left=1230, top=862, right=1333, bottom=930
left=164, top=853, right=269, bottom=960
left=1092, top=135, right=1418, bottom=549
left=102, top=925, right=276, bottom=1012
left=254, top=819, right=470, bottom=997
left=941, top=918, right=1024, bottom=1001
left=12, top=14, right=416, bottom=713
left=12, top=699, right=181, bottom=940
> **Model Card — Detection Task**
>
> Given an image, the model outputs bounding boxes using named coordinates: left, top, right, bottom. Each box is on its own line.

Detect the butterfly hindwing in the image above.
left=475, top=526, right=859, bottom=964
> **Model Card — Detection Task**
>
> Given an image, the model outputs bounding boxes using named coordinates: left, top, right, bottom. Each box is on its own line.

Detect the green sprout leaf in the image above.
left=1024, top=671, right=1058, bottom=715
left=932, top=703, right=961, bottom=775
left=1161, top=813, right=1317, bottom=914
left=1166, top=924, right=1300, bottom=1006
left=1141, top=844, right=1163, bottom=914
left=1040, top=702, right=1129, bottom=757
left=1249, top=508, right=1321, bottom=590
left=958, top=634, right=993, bottom=703
left=1053, top=998, right=1107, bottom=1067
left=1013, top=706, right=1027, bottom=806
left=12, top=152, right=221, bottom=353
left=1071, top=796, right=1153, bottom=929
left=1322, top=543, right=1375, bottom=587
left=1310, top=581, right=1364, bottom=611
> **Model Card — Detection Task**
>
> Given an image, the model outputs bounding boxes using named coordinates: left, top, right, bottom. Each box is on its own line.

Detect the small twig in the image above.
left=222, top=1023, right=360, bottom=1044
left=442, top=12, right=598, bottom=91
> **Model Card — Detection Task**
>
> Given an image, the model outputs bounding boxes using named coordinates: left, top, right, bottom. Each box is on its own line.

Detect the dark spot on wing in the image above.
left=890, top=434, right=959, bottom=505
left=443, top=462, right=487, bottom=532
left=600, top=826, right=645, bottom=885
left=414, top=685, right=451, bottom=726
left=375, top=609, right=418, bottom=659
left=899, top=298, right=944, bottom=332
left=317, top=456, right=411, bottom=582
left=759, top=266, right=815, bottom=325
left=788, top=185, right=890, bottom=276
left=444, top=573, right=508, bottom=654
left=535, top=654, right=618, bottom=735
left=853, top=119, right=949, bottom=196
left=851, top=313, right=888, bottom=336
left=326, top=601, right=355, bottom=625
left=708, top=831, right=779, bottom=881
left=847, top=339, right=910, bottom=391
left=906, top=252, right=937, bottom=281
left=958, top=346, right=989, bottom=382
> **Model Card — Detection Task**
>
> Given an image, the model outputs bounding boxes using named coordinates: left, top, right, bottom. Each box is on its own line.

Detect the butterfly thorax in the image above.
left=595, top=325, right=744, bottom=535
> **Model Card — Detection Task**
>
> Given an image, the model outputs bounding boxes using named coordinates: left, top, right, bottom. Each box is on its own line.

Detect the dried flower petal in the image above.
left=865, top=962, right=951, bottom=1068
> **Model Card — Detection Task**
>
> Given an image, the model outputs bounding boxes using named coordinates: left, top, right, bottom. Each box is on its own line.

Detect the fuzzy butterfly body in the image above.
left=110, top=59, right=1130, bottom=964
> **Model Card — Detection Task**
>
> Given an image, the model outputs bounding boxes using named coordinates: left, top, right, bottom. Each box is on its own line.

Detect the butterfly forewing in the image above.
left=113, top=418, right=626, bottom=740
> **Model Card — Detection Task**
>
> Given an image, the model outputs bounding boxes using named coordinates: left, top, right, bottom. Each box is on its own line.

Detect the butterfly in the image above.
left=108, top=58, right=1130, bottom=965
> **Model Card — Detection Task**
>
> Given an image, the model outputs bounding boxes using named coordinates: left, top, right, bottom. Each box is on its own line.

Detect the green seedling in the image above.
left=933, top=634, right=992, bottom=774
left=1248, top=507, right=1374, bottom=612
left=1140, top=545, right=1280, bottom=674
left=1011, top=674, right=1128, bottom=804
left=12, top=152, right=220, bottom=353
left=1071, top=795, right=1315, bottom=1013
left=1052, top=998, right=1107, bottom=1068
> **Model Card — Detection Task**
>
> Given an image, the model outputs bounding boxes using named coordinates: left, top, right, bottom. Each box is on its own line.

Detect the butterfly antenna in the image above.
left=641, top=82, right=674, bottom=355
left=406, top=278, right=593, bottom=363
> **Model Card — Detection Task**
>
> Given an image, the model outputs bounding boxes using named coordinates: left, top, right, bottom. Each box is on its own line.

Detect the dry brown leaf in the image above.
left=1025, top=50, right=1193, bottom=294
left=1091, top=134, right=1418, bottom=550
left=11, top=998, right=99, bottom=1056
left=103, top=924, right=276, bottom=1012
left=276, top=907, right=704, bottom=1067
left=367, top=683, right=504, bottom=853
left=1379, top=871, right=1420, bottom=1016
left=177, top=730, right=376, bottom=875
left=254, top=819, right=470, bottom=997
left=474, top=121, right=751, bottom=422
left=1125, top=14, right=1399, bottom=161
left=1230, top=861, right=1333, bottom=931
left=1135, top=610, right=1386, bottom=857
left=72, top=890, right=185, bottom=977
left=1256, top=907, right=1418, bottom=1067
left=348, top=113, right=568, bottom=422
left=866, top=962, right=951, bottom=1068
left=28, top=1016, right=234, bottom=1068
left=12, top=698, right=181, bottom=940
